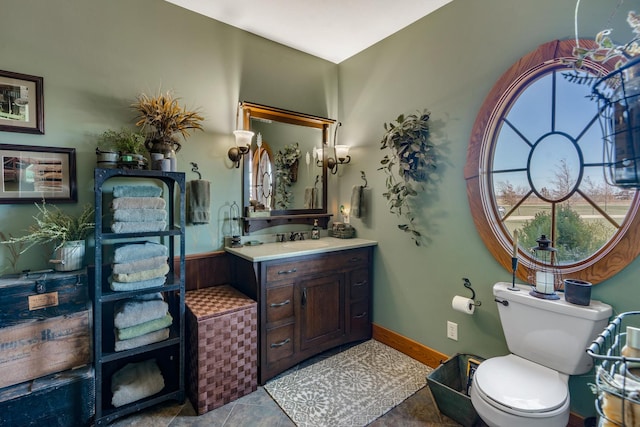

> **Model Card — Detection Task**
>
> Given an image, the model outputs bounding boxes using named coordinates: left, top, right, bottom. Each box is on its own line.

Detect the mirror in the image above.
left=239, top=102, right=336, bottom=232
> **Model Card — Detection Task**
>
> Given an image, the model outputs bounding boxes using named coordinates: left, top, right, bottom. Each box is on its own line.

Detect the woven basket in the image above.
left=330, top=227, right=355, bottom=239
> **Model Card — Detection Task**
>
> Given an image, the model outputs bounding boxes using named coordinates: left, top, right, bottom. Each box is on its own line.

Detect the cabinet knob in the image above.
left=353, top=280, right=367, bottom=287
left=353, top=311, right=368, bottom=319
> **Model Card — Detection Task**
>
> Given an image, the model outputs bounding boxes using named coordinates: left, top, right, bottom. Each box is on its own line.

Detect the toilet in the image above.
left=469, top=282, right=612, bottom=427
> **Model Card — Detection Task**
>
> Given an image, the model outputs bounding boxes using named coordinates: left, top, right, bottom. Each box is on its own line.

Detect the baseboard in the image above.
left=372, top=323, right=448, bottom=369
left=372, top=323, right=585, bottom=426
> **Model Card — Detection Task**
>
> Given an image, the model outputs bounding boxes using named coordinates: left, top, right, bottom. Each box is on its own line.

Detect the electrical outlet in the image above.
left=447, top=321, right=458, bottom=341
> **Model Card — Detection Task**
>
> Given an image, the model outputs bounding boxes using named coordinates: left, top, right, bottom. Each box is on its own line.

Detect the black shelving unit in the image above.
left=92, top=168, right=186, bottom=426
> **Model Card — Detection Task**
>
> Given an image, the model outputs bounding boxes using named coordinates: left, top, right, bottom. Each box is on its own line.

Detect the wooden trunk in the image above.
left=0, top=270, right=88, bottom=328
left=0, top=311, right=91, bottom=389
left=0, top=366, right=94, bottom=427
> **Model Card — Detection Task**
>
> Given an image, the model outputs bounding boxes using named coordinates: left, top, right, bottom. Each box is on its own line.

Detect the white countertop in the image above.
left=225, top=237, right=378, bottom=262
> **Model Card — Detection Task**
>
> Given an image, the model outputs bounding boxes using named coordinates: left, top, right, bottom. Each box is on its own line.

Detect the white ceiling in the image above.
left=164, top=0, right=453, bottom=64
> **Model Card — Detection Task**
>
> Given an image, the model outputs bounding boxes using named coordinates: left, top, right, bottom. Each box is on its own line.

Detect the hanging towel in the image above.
left=113, top=185, right=162, bottom=198
left=114, top=328, right=170, bottom=352
left=188, top=180, right=210, bottom=224
left=111, top=359, right=165, bottom=407
left=112, top=208, right=167, bottom=222
left=112, top=256, right=168, bottom=274
left=351, top=185, right=363, bottom=218
left=111, top=197, right=166, bottom=210
left=113, top=242, right=168, bottom=263
left=303, top=187, right=316, bottom=209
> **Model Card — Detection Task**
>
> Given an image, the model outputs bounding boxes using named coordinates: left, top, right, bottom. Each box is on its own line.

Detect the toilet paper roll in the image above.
left=452, top=295, right=475, bottom=315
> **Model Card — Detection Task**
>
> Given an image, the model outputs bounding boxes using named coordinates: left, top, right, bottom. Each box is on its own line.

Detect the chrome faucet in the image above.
left=289, top=231, right=305, bottom=241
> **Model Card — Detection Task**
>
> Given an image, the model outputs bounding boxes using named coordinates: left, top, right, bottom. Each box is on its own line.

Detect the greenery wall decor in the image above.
left=378, top=109, right=437, bottom=246
left=273, top=142, right=301, bottom=209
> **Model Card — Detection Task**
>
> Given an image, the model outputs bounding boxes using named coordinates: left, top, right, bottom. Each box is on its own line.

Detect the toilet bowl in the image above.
left=470, top=355, right=569, bottom=427
left=469, top=282, right=612, bottom=427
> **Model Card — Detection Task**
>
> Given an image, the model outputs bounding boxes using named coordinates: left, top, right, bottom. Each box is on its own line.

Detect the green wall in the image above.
left=336, top=0, right=637, bottom=417
left=0, top=0, right=338, bottom=269
left=1, top=0, right=637, bottom=418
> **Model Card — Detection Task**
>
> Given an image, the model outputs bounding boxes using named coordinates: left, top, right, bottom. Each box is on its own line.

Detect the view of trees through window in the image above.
left=491, top=68, right=634, bottom=265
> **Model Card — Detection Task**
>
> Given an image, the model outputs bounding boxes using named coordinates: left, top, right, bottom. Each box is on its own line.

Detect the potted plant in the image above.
left=132, top=91, right=204, bottom=157
left=571, top=5, right=640, bottom=187
left=273, top=142, right=301, bottom=209
left=378, top=109, right=438, bottom=246
left=97, top=128, right=147, bottom=167
left=2, top=202, right=95, bottom=271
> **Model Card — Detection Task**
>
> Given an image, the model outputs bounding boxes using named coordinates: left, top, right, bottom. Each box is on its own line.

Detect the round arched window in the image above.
left=465, top=39, right=640, bottom=284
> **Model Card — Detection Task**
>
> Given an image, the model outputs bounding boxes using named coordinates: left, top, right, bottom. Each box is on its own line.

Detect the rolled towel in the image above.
left=116, top=313, right=173, bottom=340
left=111, top=220, right=166, bottom=233
left=113, top=242, right=168, bottom=263
left=112, top=264, right=169, bottom=283
left=114, top=328, right=170, bottom=352
left=111, top=197, right=166, bottom=210
left=112, top=208, right=167, bottom=222
left=351, top=185, right=363, bottom=218
left=112, top=256, right=168, bottom=274
left=188, top=180, right=210, bottom=224
left=111, top=359, right=165, bottom=408
left=114, top=298, right=169, bottom=329
left=109, top=275, right=166, bottom=292
left=113, top=185, right=162, bottom=198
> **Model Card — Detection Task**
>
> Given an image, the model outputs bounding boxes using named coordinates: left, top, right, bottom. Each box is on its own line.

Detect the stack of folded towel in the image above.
left=109, top=242, right=169, bottom=291
left=111, top=185, right=167, bottom=233
left=113, top=292, right=172, bottom=352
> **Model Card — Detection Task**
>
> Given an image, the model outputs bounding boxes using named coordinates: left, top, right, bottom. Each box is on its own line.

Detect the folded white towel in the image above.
left=114, top=299, right=169, bottom=329
left=112, top=264, right=169, bottom=283
left=111, top=221, right=166, bottom=233
left=113, top=242, right=168, bottom=263
left=111, top=197, right=166, bottom=210
left=112, top=256, right=168, bottom=274
left=114, top=328, right=170, bottom=352
left=112, top=208, right=167, bottom=222
left=109, top=275, right=166, bottom=292
left=111, top=359, right=165, bottom=407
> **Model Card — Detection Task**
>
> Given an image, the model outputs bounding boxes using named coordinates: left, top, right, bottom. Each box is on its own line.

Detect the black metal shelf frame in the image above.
left=92, top=168, right=186, bottom=426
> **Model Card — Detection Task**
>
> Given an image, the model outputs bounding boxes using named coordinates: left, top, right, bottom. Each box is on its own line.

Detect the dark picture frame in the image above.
left=0, top=144, right=77, bottom=203
left=0, top=70, right=44, bottom=134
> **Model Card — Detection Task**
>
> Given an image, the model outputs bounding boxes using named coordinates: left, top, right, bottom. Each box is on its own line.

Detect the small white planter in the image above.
left=50, top=240, right=85, bottom=271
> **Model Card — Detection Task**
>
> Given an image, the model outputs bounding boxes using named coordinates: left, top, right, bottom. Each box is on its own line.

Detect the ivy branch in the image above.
left=378, top=109, right=436, bottom=246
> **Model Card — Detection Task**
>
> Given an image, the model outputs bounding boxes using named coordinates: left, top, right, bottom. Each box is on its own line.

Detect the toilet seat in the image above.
left=473, top=354, right=568, bottom=416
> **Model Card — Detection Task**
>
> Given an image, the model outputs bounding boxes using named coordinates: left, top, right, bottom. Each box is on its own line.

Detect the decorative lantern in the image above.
left=527, top=234, right=561, bottom=300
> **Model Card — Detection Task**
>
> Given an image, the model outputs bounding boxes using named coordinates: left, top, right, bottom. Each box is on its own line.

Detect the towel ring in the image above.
left=360, top=171, right=368, bottom=188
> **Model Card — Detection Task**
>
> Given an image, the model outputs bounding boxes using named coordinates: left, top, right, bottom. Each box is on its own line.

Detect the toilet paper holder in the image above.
left=462, top=278, right=482, bottom=307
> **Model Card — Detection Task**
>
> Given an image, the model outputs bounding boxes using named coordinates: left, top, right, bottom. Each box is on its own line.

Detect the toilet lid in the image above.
left=474, top=355, right=568, bottom=413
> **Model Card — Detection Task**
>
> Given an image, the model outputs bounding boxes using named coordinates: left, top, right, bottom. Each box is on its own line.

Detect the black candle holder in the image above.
left=508, top=257, right=520, bottom=291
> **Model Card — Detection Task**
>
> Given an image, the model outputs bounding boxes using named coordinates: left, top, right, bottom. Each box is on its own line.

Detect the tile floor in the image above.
left=108, top=343, right=471, bottom=427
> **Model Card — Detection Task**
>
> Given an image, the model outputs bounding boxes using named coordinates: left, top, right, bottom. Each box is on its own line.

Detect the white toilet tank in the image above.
left=493, top=282, right=612, bottom=375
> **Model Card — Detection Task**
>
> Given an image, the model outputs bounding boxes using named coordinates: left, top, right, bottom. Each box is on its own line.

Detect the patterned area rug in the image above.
left=264, top=340, right=432, bottom=427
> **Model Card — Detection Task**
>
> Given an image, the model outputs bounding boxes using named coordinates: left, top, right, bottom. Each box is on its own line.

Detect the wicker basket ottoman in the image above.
left=185, top=285, right=258, bottom=414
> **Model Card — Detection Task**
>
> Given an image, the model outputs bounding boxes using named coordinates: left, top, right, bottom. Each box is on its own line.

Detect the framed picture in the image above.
left=0, top=144, right=77, bottom=203
left=0, top=70, right=44, bottom=134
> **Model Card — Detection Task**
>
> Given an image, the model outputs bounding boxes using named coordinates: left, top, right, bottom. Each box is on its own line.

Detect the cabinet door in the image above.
left=299, top=273, right=344, bottom=351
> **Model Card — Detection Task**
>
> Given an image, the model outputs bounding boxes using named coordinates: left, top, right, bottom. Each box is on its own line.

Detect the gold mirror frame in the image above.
left=465, top=39, right=640, bottom=284
left=239, top=101, right=335, bottom=233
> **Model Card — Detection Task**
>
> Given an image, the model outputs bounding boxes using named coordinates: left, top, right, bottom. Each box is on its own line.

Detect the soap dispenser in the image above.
left=311, top=219, right=320, bottom=240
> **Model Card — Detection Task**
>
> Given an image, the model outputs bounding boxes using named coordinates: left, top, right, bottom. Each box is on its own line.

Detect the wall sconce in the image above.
left=228, top=130, right=253, bottom=168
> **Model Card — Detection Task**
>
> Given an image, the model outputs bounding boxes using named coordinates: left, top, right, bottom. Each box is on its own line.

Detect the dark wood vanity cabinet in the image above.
left=229, top=246, right=373, bottom=384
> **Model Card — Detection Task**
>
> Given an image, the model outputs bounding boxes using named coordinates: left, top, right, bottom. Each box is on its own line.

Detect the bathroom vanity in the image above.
left=226, top=237, right=377, bottom=384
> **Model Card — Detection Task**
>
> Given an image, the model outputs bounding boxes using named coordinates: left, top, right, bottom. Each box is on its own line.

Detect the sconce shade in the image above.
left=335, top=145, right=351, bottom=163
left=229, top=130, right=254, bottom=168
